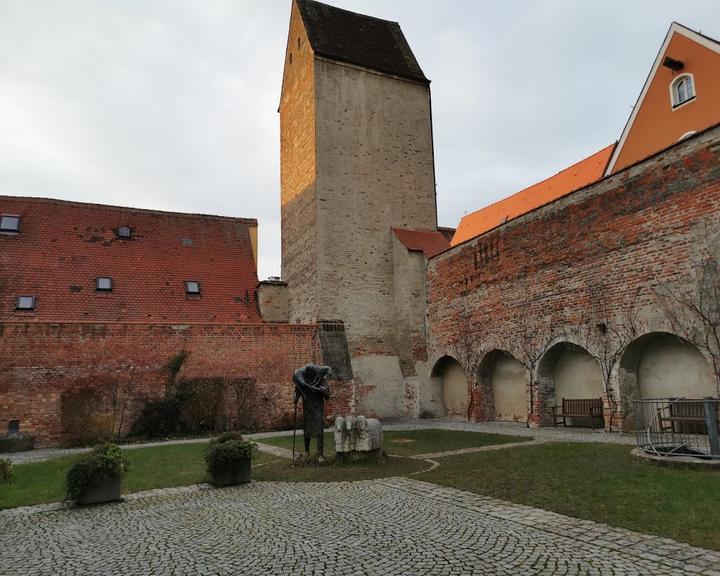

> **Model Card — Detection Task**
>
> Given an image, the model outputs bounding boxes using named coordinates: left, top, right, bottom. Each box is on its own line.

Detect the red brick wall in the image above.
left=427, top=125, right=720, bottom=427
left=0, top=322, right=353, bottom=446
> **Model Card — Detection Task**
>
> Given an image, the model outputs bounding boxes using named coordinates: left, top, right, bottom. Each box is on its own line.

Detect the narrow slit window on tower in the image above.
left=117, top=225, right=133, bottom=239
left=185, top=280, right=201, bottom=295
left=16, top=295, right=35, bottom=310
left=671, top=74, right=695, bottom=108
left=96, top=277, right=113, bottom=291
left=1, top=214, right=20, bottom=233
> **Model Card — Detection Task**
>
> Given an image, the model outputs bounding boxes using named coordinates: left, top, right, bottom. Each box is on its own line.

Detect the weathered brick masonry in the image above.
left=427, top=125, right=720, bottom=428
left=0, top=322, right=352, bottom=446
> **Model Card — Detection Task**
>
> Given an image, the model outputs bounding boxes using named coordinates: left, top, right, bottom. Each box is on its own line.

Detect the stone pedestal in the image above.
left=334, top=415, right=383, bottom=462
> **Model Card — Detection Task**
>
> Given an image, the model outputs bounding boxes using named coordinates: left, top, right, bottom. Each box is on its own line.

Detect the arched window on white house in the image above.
left=670, top=74, right=695, bottom=108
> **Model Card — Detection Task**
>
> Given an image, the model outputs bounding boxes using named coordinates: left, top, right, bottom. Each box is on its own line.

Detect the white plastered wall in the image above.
left=638, top=337, right=715, bottom=398
left=492, top=355, right=527, bottom=422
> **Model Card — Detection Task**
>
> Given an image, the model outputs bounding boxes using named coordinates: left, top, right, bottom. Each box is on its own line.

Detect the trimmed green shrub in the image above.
left=0, top=458, right=13, bottom=484
left=128, top=396, right=181, bottom=438
left=65, top=444, right=130, bottom=502
left=175, top=377, right=225, bottom=433
left=205, top=432, right=254, bottom=483
left=60, top=387, right=113, bottom=446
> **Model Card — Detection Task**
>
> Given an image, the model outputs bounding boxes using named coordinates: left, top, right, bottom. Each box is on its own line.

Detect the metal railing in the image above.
left=633, top=398, right=720, bottom=460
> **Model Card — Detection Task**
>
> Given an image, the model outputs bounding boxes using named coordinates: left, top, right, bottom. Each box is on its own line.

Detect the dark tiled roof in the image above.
left=437, top=227, right=456, bottom=243
left=0, top=196, right=262, bottom=323
left=296, top=0, right=428, bottom=84
left=392, top=228, right=450, bottom=258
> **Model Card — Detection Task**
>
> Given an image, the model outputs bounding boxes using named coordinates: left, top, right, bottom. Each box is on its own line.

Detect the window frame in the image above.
left=669, top=73, right=696, bottom=110
left=96, top=276, right=113, bottom=292
left=117, top=225, right=133, bottom=240
left=16, top=295, right=35, bottom=311
left=185, top=280, right=201, bottom=296
left=0, top=214, right=21, bottom=233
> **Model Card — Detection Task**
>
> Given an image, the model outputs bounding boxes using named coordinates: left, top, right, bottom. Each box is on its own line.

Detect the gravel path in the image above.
left=4, top=419, right=635, bottom=465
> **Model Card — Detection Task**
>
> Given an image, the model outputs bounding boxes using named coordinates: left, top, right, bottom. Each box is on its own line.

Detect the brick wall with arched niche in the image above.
left=619, top=331, right=716, bottom=431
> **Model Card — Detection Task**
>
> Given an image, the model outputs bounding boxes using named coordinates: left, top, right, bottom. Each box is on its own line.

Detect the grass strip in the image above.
left=418, top=442, right=720, bottom=551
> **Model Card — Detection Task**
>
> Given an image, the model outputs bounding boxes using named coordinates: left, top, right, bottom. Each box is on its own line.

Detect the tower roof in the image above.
left=295, top=0, right=429, bottom=84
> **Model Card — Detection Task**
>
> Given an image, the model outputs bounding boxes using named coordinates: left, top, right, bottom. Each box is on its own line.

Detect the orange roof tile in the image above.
left=392, top=228, right=451, bottom=258
left=451, top=143, right=616, bottom=247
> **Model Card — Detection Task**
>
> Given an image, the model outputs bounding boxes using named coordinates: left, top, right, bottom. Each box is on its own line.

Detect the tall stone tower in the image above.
left=280, top=0, right=444, bottom=416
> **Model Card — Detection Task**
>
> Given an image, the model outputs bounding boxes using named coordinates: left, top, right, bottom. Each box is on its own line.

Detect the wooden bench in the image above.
left=552, top=398, right=604, bottom=429
left=660, top=401, right=709, bottom=434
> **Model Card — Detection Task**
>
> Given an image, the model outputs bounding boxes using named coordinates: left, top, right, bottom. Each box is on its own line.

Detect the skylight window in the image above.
left=16, top=295, right=35, bottom=310
left=117, top=225, right=133, bottom=239
left=185, top=281, right=201, bottom=295
left=671, top=74, right=695, bottom=108
left=1, top=215, right=20, bottom=233
left=96, top=277, right=113, bottom=291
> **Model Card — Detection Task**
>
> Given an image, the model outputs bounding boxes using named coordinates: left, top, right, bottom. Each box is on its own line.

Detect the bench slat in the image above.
left=553, top=397, right=605, bottom=429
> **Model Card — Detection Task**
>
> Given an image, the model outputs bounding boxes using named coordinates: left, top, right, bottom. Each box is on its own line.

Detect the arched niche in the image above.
left=619, top=332, right=715, bottom=430
left=430, top=355, right=469, bottom=419
left=537, top=342, right=604, bottom=426
left=479, top=350, right=527, bottom=423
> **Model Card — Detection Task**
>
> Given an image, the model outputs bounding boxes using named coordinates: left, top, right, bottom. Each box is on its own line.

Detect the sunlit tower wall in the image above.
left=279, top=0, right=437, bottom=416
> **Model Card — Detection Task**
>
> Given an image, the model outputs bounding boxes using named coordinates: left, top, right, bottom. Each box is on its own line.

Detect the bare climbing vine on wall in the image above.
left=450, top=297, right=487, bottom=420
left=653, top=242, right=720, bottom=396
left=583, top=281, right=644, bottom=431
left=506, top=312, right=555, bottom=428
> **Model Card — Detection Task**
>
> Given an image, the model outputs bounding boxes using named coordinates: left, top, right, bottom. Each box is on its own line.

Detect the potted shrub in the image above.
left=0, top=420, right=35, bottom=453
left=65, top=443, right=130, bottom=505
left=205, top=432, right=254, bottom=487
left=0, top=458, right=13, bottom=484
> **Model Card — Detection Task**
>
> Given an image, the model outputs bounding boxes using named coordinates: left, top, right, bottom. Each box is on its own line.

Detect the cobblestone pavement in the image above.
left=2, top=478, right=718, bottom=575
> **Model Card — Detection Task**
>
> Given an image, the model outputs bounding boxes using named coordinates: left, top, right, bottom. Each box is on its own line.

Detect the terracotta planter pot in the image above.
left=76, top=476, right=122, bottom=505
left=210, top=457, right=251, bottom=487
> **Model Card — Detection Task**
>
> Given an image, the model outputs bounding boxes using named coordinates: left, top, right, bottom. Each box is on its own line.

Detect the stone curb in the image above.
left=411, top=439, right=545, bottom=459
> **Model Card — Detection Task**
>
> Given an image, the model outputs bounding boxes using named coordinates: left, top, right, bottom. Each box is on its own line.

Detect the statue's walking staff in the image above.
left=292, top=399, right=298, bottom=462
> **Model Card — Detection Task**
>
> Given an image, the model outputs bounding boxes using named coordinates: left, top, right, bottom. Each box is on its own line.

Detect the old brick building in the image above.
left=278, top=0, right=451, bottom=417
left=277, top=6, right=720, bottom=428
left=0, top=197, right=353, bottom=445
left=426, top=22, right=720, bottom=429
left=3, top=4, right=720, bottom=445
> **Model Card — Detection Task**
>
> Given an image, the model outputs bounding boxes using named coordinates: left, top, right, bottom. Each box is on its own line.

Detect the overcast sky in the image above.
left=2, top=1, right=719, bottom=279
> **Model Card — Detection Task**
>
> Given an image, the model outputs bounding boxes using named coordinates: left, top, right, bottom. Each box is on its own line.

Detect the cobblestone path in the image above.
left=2, top=478, right=718, bottom=575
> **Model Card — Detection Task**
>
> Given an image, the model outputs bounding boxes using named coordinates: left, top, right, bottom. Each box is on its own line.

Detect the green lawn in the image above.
left=1, top=443, right=212, bottom=510
left=257, top=429, right=526, bottom=457
left=253, top=454, right=429, bottom=483
left=0, top=441, right=428, bottom=509
left=419, top=442, right=720, bottom=551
